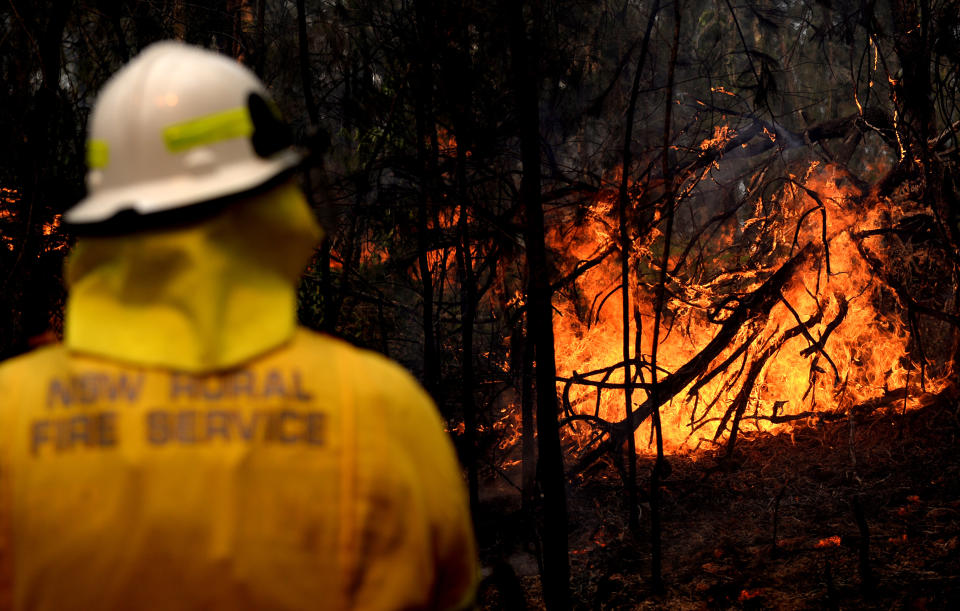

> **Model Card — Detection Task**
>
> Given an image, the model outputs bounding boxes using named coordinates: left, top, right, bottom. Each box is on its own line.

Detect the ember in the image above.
left=738, top=588, right=764, bottom=601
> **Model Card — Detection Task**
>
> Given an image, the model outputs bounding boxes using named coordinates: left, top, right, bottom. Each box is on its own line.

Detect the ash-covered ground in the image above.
left=476, top=391, right=960, bottom=609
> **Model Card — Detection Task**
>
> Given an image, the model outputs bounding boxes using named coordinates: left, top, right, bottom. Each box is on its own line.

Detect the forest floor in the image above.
left=475, top=392, right=960, bottom=609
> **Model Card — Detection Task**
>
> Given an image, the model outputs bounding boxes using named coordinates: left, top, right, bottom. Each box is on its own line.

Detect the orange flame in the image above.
left=738, top=588, right=764, bottom=601
left=547, top=162, right=947, bottom=454
left=699, top=125, right=736, bottom=151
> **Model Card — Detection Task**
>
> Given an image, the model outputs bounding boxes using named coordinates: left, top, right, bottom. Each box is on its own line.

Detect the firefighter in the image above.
left=0, top=41, right=477, bottom=610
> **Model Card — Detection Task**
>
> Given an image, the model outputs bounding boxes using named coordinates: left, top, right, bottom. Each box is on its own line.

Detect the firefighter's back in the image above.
left=0, top=328, right=475, bottom=610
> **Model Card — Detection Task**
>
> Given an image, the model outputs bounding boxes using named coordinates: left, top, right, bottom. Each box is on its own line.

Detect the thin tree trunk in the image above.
left=230, top=0, right=254, bottom=60
left=510, top=1, right=570, bottom=608
left=454, top=89, right=480, bottom=517
left=617, top=0, right=662, bottom=535
left=521, top=324, right=537, bottom=512
left=296, top=0, right=334, bottom=334
left=648, top=0, right=682, bottom=594
left=255, top=0, right=266, bottom=75
left=296, top=0, right=318, bottom=125
left=171, top=0, right=186, bottom=40
left=456, top=151, right=479, bottom=518
left=414, top=0, right=440, bottom=393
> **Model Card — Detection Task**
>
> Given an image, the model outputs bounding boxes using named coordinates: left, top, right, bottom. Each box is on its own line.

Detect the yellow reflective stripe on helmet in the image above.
left=87, top=140, right=109, bottom=169
left=162, top=107, right=253, bottom=153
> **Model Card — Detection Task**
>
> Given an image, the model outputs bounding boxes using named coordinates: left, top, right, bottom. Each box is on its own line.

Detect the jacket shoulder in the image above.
left=290, top=327, right=444, bottom=434
left=290, top=328, right=427, bottom=394
left=0, top=343, right=70, bottom=380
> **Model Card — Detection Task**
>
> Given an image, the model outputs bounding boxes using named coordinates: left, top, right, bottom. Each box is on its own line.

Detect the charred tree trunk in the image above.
left=521, top=324, right=537, bottom=512
left=452, top=42, right=480, bottom=518
left=296, top=0, right=334, bottom=333
left=648, top=0, right=681, bottom=594
left=456, top=189, right=479, bottom=519
left=254, top=0, right=266, bottom=75
left=888, top=0, right=960, bottom=378
left=414, top=0, right=440, bottom=393
left=510, top=1, right=570, bottom=608
left=890, top=0, right=934, bottom=142
left=170, top=0, right=186, bottom=40
left=617, top=0, right=662, bottom=536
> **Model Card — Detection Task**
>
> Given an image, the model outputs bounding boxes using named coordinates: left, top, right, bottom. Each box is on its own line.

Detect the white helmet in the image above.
left=65, top=41, right=301, bottom=229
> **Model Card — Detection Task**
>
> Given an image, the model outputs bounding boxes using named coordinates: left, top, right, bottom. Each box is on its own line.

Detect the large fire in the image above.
left=549, top=159, right=949, bottom=455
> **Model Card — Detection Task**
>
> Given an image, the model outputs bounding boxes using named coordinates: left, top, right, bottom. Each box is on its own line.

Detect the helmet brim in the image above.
left=65, top=149, right=302, bottom=231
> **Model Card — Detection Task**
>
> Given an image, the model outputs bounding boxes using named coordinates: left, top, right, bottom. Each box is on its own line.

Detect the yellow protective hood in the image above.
left=64, top=181, right=321, bottom=373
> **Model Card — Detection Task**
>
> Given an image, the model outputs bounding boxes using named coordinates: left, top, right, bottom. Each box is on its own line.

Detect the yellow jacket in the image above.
left=0, top=183, right=477, bottom=610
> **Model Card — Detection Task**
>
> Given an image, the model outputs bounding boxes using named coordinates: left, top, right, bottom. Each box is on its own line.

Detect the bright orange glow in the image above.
left=43, top=214, right=61, bottom=236
left=546, top=162, right=947, bottom=454
left=358, top=239, right=390, bottom=265
left=738, top=589, right=764, bottom=601
left=42, top=213, right=68, bottom=252
left=816, top=535, right=842, bottom=548
left=1, top=188, right=18, bottom=254
left=436, top=126, right=457, bottom=156
left=700, top=125, right=735, bottom=151
left=1, top=186, right=18, bottom=204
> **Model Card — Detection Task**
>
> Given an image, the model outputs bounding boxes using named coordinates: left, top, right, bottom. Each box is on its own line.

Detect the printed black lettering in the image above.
left=206, top=410, right=231, bottom=441
left=31, top=412, right=119, bottom=455
left=232, top=412, right=260, bottom=441
left=99, top=412, right=118, bottom=447
left=278, top=410, right=301, bottom=443
left=176, top=411, right=198, bottom=443
left=111, top=374, right=145, bottom=403
left=291, top=371, right=312, bottom=401
left=76, top=375, right=101, bottom=404
left=201, top=379, right=223, bottom=401
left=55, top=416, right=71, bottom=450
left=68, top=415, right=91, bottom=446
left=146, top=411, right=170, bottom=445
left=46, top=374, right=144, bottom=409
left=261, top=370, right=286, bottom=399
left=305, top=413, right=325, bottom=445
left=46, top=379, right=72, bottom=408
left=169, top=374, right=198, bottom=400
left=31, top=421, right=50, bottom=454
left=138, top=409, right=326, bottom=447
left=231, top=371, right=255, bottom=399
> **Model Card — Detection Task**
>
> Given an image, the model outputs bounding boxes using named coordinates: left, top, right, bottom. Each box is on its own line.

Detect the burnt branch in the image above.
left=799, top=297, right=848, bottom=358
left=783, top=179, right=832, bottom=274
left=691, top=347, right=751, bottom=431
left=687, top=327, right=762, bottom=397
left=759, top=386, right=943, bottom=424
left=550, top=244, right=618, bottom=294
left=714, top=308, right=823, bottom=454
left=779, top=293, right=842, bottom=383
left=570, top=243, right=818, bottom=477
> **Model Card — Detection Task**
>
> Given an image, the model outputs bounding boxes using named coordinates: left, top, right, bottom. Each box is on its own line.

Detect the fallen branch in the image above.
left=570, top=243, right=819, bottom=477
left=757, top=387, right=941, bottom=424
left=800, top=296, right=847, bottom=358
left=715, top=309, right=823, bottom=455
